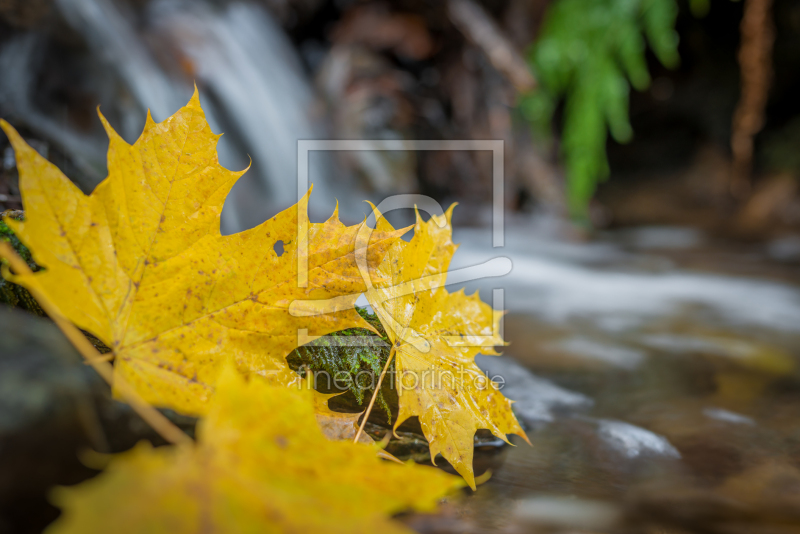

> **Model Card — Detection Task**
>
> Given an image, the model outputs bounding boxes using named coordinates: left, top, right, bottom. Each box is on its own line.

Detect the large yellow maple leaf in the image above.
left=46, top=367, right=463, bottom=534
left=365, top=207, right=529, bottom=489
left=0, top=90, right=404, bottom=414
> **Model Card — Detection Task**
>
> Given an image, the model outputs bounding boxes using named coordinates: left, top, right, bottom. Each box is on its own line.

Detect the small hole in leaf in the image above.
left=273, top=240, right=285, bottom=257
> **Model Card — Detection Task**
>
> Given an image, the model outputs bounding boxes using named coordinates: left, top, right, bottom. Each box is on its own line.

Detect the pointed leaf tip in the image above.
left=189, top=84, right=201, bottom=106
left=144, top=109, right=156, bottom=131
left=327, top=200, right=341, bottom=223
left=445, top=202, right=457, bottom=224
left=0, top=120, right=23, bottom=147
left=97, top=109, right=125, bottom=143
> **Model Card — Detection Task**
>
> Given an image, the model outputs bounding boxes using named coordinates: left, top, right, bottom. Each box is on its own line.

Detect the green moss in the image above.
left=0, top=213, right=44, bottom=315
left=286, top=307, right=395, bottom=420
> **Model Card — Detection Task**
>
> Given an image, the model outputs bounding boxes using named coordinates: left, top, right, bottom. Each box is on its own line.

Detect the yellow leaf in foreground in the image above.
left=314, top=390, right=373, bottom=443
left=366, top=207, right=528, bottom=489
left=1, top=90, right=404, bottom=415
left=313, top=391, right=401, bottom=462
left=47, top=368, right=463, bottom=534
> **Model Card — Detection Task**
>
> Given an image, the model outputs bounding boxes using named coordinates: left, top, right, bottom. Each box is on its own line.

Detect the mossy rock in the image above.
left=0, top=211, right=44, bottom=316
left=287, top=306, right=398, bottom=422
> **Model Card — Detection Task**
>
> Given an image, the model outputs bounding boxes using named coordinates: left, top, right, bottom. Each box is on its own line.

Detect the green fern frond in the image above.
left=522, top=0, right=680, bottom=221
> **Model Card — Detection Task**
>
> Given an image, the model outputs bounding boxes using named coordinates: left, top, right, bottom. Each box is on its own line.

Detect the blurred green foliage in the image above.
left=522, top=0, right=680, bottom=221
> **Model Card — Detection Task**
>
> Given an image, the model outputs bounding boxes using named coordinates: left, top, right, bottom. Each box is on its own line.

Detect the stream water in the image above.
left=403, top=222, right=800, bottom=533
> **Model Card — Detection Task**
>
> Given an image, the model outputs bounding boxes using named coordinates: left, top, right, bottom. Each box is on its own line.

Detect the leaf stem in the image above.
left=353, top=344, right=396, bottom=443
left=0, top=242, right=192, bottom=446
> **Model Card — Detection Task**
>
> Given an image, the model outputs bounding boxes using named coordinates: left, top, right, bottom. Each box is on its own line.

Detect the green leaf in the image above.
left=525, top=0, right=680, bottom=220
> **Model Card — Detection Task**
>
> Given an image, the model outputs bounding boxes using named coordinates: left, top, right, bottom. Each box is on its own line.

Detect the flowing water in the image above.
left=411, top=222, right=800, bottom=533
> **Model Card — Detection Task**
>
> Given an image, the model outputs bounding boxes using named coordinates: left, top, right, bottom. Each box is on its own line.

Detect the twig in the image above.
left=730, top=0, right=775, bottom=196
left=447, top=0, right=536, bottom=92
left=82, top=353, right=115, bottom=364
left=353, top=344, right=396, bottom=443
left=0, top=242, right=192, bottom=446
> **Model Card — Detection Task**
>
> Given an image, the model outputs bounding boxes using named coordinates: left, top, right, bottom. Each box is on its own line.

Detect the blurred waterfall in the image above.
left=148, top=0, right=336, bottom=230
left=0, top=33, right=107, bottom=188
left=54, top=0, right=186, bottom=122
left=4, top=0, right=336, bottom=232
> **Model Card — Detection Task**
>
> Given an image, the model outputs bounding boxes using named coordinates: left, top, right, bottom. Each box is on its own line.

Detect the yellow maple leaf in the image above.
left=0, top=90, right=404, bottom=415
left=365, top=206, right=529, bottom=489
left=46, top=367, right=463, bottom=534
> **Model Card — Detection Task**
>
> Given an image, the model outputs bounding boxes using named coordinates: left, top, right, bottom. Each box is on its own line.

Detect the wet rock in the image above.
left=593, top=419, right=681, bottom=460
left=0, top=306, right=195, bottom=534
left=703, top=407, right=755, bottom=425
